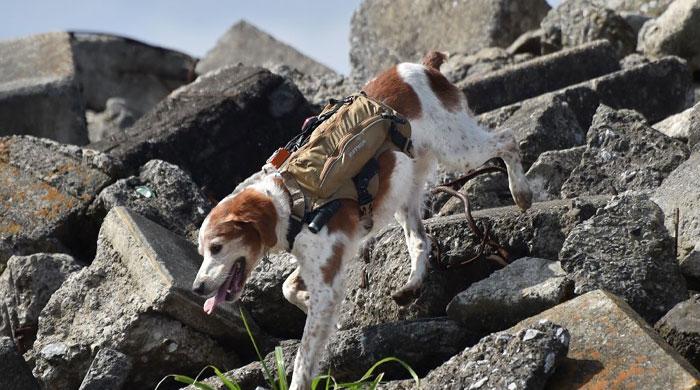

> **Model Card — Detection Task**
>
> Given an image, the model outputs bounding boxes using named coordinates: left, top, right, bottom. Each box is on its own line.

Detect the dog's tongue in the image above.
left=203, top=269, right=237, bottom=315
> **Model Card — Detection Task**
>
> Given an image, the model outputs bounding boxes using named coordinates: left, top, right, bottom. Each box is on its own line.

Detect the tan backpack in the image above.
left=268, top=92, right=412, bottom=235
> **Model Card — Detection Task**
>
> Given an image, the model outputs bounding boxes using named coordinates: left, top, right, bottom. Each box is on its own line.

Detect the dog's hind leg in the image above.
left=283, top=267, right=310, bottom=314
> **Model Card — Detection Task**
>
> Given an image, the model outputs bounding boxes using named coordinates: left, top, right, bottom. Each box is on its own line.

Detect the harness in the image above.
left=266, top=92, right=413, bottom=250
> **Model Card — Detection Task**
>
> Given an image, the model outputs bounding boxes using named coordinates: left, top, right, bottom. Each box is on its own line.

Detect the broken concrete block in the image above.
left=437, top=171, right=513, bottom=216
left=654, top=101, right=700, bottom=148
left=70, top=32, right=196, bottom=118
left=461, top=40, right=619, bottom=114
left=92, top=65, right=314, bottom=199
left=338, top=196, right=609, bottom=330
left=197, top=21, right=335, bottom=77
left=561, top=105, right=689, bottom=198
left=86, top=97, right=136, bottom=143
left=418, top=320, right=569, bottom=390
left=559, top=194, right=688, bottom=323
left=349, top=0, right=550, bottom=81
left=30, top=207, right=269, bottom=389
left=91, top=159, right=211, bottom=243
left=655, top=294, right=700, bottom=370
left=78, top=348, right=132, bottom=390
left=0, top=32, right=87, bottom=145
left=0, top=135, right=116, bottom=264
left=447, top=257, right=573, bottom=335
left=0, top=253, right=82, bottom=351
left=526, top=146, right=585, bottom=202
left=509, top=290, right=700, bottom=388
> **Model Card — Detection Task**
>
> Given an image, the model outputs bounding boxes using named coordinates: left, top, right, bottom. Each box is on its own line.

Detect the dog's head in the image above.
left=192, top=187, right=278, bottom=314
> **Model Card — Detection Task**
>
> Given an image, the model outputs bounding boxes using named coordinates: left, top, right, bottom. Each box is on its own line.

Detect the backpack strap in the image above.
left=281, top=171, right=307, bottom=250
left=353, top=158, right=379, bottom=231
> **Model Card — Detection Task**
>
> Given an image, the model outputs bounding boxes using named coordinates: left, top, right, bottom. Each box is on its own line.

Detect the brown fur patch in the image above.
left=321, top=242, right=344, bottom=285
left=326, top=199, right=359, bottom=237
left=363, top=66, right=422, bottom=120
left=372, top=151, right=397, bottom=212
left=424, top=67, right=461, bottom=112
left=421, top=51, right=447, bottom=70
left=208, top=188, right=278, bottom=248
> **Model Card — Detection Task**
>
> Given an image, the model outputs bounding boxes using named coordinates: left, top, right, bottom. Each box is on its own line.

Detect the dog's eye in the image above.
left=209, top=244, right=222, bottom=255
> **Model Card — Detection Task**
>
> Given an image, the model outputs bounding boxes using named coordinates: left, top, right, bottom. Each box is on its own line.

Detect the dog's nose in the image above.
left=192, top=281, right=206, bottom=295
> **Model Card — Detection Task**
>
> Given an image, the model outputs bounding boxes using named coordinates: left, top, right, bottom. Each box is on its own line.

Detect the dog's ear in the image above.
left=230, top=192, right=278, bottom=248
left=421, top=51, right=449, bottom=70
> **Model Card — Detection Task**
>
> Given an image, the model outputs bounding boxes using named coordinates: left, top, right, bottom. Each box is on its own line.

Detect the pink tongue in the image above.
left=203, top=269, right=237, bottom=315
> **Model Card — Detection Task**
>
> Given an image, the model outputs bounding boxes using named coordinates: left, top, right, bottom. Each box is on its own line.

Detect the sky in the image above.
left=0, top=0, right=561, bottom=75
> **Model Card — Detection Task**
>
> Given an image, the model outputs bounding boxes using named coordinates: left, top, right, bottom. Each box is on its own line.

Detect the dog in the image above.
left=192, top=51, right=532, bottom=390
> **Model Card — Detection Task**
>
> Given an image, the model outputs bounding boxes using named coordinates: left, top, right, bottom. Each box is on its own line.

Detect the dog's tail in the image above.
left=421, top=51, right=449, bottom=71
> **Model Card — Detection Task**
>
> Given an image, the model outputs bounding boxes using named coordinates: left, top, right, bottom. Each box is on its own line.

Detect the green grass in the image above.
left=156, top=310, right=420, bottom=390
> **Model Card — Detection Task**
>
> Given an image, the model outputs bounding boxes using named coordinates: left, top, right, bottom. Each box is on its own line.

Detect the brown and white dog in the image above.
left=192, top=52, right=532, bottom=390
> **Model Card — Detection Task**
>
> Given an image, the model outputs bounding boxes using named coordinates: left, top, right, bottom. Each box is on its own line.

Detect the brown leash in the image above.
left=431, top=165, right=511, bottom=269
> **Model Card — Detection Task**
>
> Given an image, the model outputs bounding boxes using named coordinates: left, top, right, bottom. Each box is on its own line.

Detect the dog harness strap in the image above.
left=388, top=121, right=414, bottom=157
left=281, top=171, right=307, bottom=250
left=353, top=158, right=378, bottom=229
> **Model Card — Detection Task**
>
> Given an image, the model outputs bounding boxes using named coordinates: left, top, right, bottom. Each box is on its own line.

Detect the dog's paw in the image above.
left=391, top=286, right=420, bottom=306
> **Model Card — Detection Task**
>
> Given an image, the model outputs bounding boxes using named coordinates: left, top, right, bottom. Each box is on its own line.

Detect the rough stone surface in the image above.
left=70, top=32, right=196, bottom=117
left=419, top=320, right=569, bottom=390
left=270, top=65, right=361, bottom=110
left=196, top=20, right=335, bottom=77
left=0, top=135, right=116, bottom=264
left=638, top=0, right=700, bottom=72
left=92, top=65, right=313, bottom=199
left=655, top=294, right=700, bottom=370
left=447, top=257, right=573, bottom=335
left=681, top=250, right=700, bottom=286
left=0, top=253, right=82, bottom=351
left=442, top=47, right=528, bottom=85
left=78, top=348, right=132, bottom=390
left=0, top=32, right=87, bottom=145
left=239, top=252, right=306, bottom=340
left=338, top=196, right=609, bottom=329
left=653, top=150, right=700, bottom=264
left=91, top=159, right=211, bottom=243
left=540, top=0, right=637, bottom=57
left=30, top=207, right=269, bottom=390
left=654, top=101, right=700, bottom=147
left=349, top=0, right=551, bottom=81
left=561, top=105, right=689, bottom=198
left=606, top=0, right=673, bottom=16
left=509, top=290, right=700, bottom=389
left=559, top=194, right=689, bottom=323
left=507, top=29, right=546, bottom=56
left=478, top=57, right=694, bottom=132
left=0, top=337, right=39, bottom=390
left=86, top=97, right=136, bottom=143
left=526, top=146, right=586, bottom=202
left=461, top=40, right=619, bottom=114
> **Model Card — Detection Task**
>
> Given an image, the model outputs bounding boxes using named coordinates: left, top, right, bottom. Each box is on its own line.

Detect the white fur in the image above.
left=194, top=60, right=532, bottom=390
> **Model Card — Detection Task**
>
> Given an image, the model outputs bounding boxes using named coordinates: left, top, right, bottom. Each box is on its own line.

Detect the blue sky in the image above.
left=0, top=0, right=561, bottom=75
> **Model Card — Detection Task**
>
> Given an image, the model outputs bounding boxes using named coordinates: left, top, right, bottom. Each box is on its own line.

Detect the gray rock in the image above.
left=559, top=194, right=689, bottom=323
left=638, top=0, right=700, bottom=72
left=442, top=47, right=522, bottom=85
left=338, top=196, right=609, bottom=329
left=479, top=56, right=693, bottom=131
left=78, top=348, right=132, bottom=390
left=30, top=207, right=269, bottom=389
left=270, top=65, right=361, bottom=110
left=561, top=105, right=689, bottom=198
left=91, top=159, right=211, bottom=243
left=418, top=320, right=569, bottom=390
left=70, top=32, right=196, bottom=117
left=540, top=0, right=637, bottom=57
left=437, top=171, right=514, bottom=216
left=509, top=290, right=700, bottom=388
left=0, top=135, right=116, bottom=264
left=652, top=150, right=700, bottom=263
left=619, top=52, right=652, bottom=69
left=681, top=250, right=700, bottom=285
left=349, top=0, right=551, bottom=81
left=526, top=146, right=586, bottom=202
left=605, top=0, right=674, bottom=16
left=0, top=337, right=39, bottom=390
left=655, top=294, right=700, bottom=370
left=654, top=101, right=700, bottom=147
left=0, top=253, right=82, bottom=351
left=507, top=29, right=546, bottom=56
left=239, top=252, right=306, bottom=340
left=620, top=11, right=652, bottom=35
left=86, top=98, right=136, bottom=143
left=0, top=32, right=87, bottom=145
left=196, top=20, right=335, bottom=77
left=91, top=65, right=313, bottom=199
left=461, top=40, right=619, bottom=114
left=447, top=258, right=573, bottom=335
